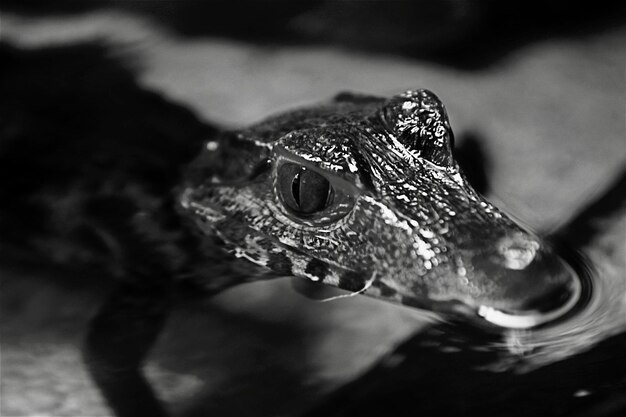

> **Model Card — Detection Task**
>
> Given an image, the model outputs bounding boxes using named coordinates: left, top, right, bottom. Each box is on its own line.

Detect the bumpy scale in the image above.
left=180, top=89, right=580, bottom=329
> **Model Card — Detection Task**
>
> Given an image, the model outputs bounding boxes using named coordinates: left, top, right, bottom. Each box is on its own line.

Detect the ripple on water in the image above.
left=486, top=250, right=626, bottom=373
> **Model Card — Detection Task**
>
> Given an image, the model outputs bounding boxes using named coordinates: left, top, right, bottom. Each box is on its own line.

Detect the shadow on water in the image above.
left=2, top=1, right=625, bottom=69
left=303, top=322, right=626, bottom=417
left=152, top=298, right=324, bottom=417
left=0, top=40, right=215, bottom=262
left=550, top=167, right=626, bottom=250
left=453, top=132, right=491, bottom=196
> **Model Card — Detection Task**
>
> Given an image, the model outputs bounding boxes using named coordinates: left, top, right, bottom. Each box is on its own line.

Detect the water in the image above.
left=305, top=246, right=626, bottom=417
left=494, top=252, right=626, bottom=373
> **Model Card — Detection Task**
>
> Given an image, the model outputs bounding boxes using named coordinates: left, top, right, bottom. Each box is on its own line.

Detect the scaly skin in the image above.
left=180, top=89, right=580, bottom=328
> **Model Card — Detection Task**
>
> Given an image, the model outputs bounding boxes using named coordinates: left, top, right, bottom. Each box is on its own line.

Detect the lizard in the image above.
left=0, top=45, right=582, bottom=416
left=179, top=88, right=581, bottom=330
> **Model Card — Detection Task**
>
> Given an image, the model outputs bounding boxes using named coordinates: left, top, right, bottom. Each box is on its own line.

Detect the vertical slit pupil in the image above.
left=292, top=169, right=302, bottom=207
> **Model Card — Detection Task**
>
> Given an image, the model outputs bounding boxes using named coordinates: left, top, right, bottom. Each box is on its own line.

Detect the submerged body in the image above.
left=181, top=89, right=580, bottom=328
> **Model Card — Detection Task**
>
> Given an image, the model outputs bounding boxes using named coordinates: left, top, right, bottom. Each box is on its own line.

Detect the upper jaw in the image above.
left=388, top=239, right=583, bottom=329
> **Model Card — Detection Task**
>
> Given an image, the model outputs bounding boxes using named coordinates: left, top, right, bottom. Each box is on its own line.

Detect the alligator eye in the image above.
left=278, top=163, right=333, bottom=215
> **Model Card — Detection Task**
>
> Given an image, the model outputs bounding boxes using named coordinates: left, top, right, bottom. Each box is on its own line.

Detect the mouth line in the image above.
left=476, top=265, right=583, bottom=329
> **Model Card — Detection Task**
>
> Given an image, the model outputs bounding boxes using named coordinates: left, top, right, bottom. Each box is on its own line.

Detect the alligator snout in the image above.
left=460, top=232, right=581, bottom=329
left=371, top=221, right=581, bottom=329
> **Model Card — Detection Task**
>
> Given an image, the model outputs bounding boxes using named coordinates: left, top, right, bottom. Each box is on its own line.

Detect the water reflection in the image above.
left=306, top=287, right=626, bottom=417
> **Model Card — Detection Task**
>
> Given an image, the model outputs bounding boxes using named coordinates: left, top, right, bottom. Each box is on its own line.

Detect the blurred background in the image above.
left=1, top=1, right=625, bottom=416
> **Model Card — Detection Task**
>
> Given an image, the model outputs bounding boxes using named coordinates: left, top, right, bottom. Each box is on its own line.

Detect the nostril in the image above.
left=496, top=233, right=540, bottom=270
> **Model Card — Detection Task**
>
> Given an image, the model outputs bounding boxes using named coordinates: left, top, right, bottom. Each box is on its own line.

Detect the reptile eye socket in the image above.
left=278, top=163, right=333, bottom=215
